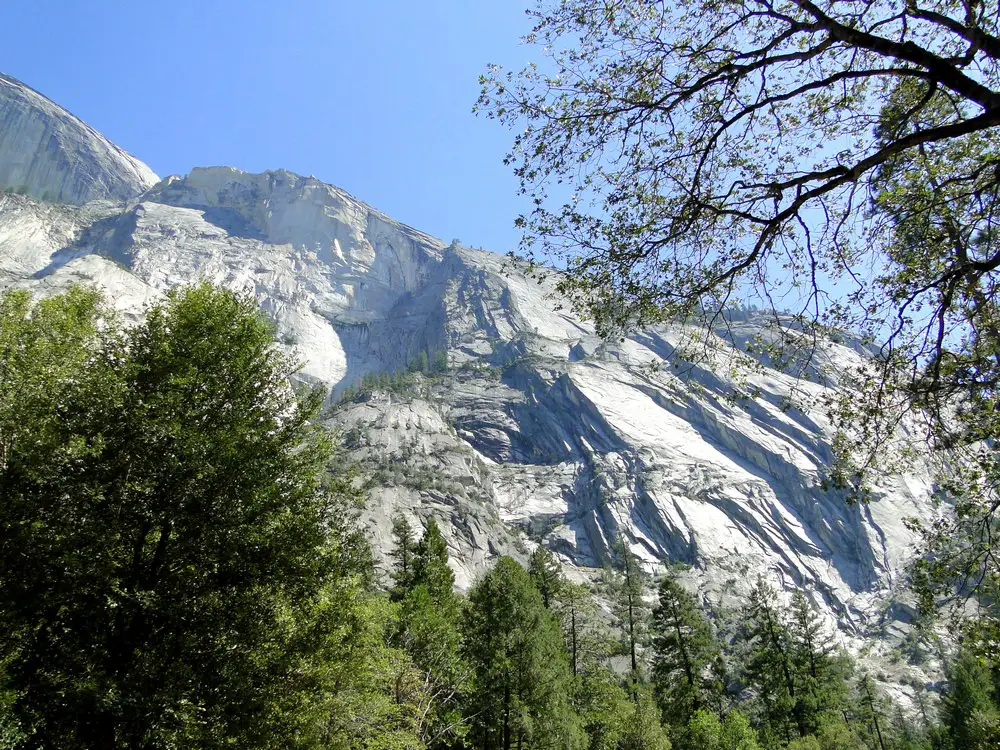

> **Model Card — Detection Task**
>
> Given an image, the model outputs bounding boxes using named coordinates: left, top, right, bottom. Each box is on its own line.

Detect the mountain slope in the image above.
left=0, top=76, right=937, bottom=667
left=0, top=73, right=158, bottom=204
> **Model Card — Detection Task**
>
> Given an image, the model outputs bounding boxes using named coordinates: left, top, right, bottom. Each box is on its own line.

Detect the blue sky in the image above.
left=0, top=0, right=535, bottom=252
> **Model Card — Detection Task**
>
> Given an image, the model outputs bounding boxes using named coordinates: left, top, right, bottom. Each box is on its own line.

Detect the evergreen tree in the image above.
left=650, top=575, right=720, bottom=732
left=528, top=546, right=564, bottom=609
left=855, top=673, right=890, bottom=750
left=740, top=578, right=799, bottom=744
left=787, top=590, right=850, bottom=735
left=399, top=585, right=466, bottom=748
left=556, top=581, right=605, bottom=679
left=397, top=517, right=466, bottom=748
left=608, top=535, right=651, bottom=683
left=462, top=556, right=584, bottom=750
left=390, top=513, right=417, bottom=599
left=412, top=518, right=457, bottom=603
left=940, top=646, right=1000, bottom=749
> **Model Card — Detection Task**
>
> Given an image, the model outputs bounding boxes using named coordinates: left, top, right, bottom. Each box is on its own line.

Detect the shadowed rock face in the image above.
left=0, top=76, right=938, bottom=654
left=0, top=73, right=158, bottom=204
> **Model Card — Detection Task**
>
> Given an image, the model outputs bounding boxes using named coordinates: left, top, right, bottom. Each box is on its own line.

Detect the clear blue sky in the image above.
left=0, top=0, right=535, bottom=253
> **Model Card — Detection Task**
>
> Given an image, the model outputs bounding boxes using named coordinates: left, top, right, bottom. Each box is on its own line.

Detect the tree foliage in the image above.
left=607, top=535, right=651, bottom=681
left=651, top=576, right=720, bottom=731
left=463, top=556, right=584, bottom=750
left=479, top=0, right=1000, bottom=611
left=0, top=284, right=370, bottom=749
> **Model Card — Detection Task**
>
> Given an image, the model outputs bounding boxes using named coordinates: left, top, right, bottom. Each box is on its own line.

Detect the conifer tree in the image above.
left=398, top=517, right=466, bottom=748
left=855, top=673, right=889, bottom=750
left=556, top=581, right=603, bottom=678
left=608, top=535, right=651, bottom=683
left=741, top=578, right=800, bottom=744
left=940, top=646, right=1000, bottom=749
left=462, top=556, right=584, bottom=750
left=528, top=546, right=564, bottom=609
left=650, top=575, right=720, bottom=732
left=389, top=513, right=417, bottom=599
left=409, top=519, right=456, bottom=603
left=787, top=590, right=850, bottom=735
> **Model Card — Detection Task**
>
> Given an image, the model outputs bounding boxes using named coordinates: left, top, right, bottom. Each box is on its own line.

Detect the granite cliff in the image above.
left=0, top=74, right=936, bottom=675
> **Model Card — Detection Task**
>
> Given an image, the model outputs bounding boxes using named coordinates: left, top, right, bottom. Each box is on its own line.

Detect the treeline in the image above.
left=337, top=349, right=449, bottom=403
left=0, top=284, right=996, bottom=749
left=372, top=523, right=953, bottom=750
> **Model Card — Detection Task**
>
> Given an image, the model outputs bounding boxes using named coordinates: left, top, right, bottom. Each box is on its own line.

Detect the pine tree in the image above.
left=608, top=535, right=651, bottom=684
left=555, top=581, right=604, bottom=678
left=741, top=578, right=800, bottom=744
left=412, top=517, right=456, bottom=604
left=855, top=673, right=889, bottom=750
left=462, top=556, right=584, bottom=750
left=390, top=513, right=417, bottom=599
left=397, top=517, right=466, bottom=748
left=787, top=590, right=850, bottom=735
left=650, top=575, right=720, bottom=731
left=940, top=646, right=1000, bottom=749
left=528, top=546, right=563, bottom=609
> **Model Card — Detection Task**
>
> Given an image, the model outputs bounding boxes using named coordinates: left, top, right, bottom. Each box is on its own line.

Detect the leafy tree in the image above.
left=574, top=668, right=633, bottom=750
left=479, top=0, right=1000, bottom=610
left=0, top=284, right=369, bottom=749
left=320, top=595, right=426, bottom=750
left=812, top=718, right=867, bottom=750
left=651, top=575, right=720, bottom=732
left=786, top=737, right=822, bottom=750
left=617, top=685, right=671, bottom=750
left=686, top=710, right=761, bottom=750
left=462, top=556, right=584, bottom=750
left=529, top=546, right=564, bottom=609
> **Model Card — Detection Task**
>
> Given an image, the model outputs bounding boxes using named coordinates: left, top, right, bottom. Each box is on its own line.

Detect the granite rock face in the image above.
left=0, top=73, right=158, bottom=204
left=0, top=75, right=938, bottom=661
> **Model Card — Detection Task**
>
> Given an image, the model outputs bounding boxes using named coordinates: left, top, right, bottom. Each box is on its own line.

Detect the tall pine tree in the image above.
left=608, top=535, right=651, bottom=685
left=389, top=513, right=417, bottom=600
left=462, top=556, right=584, bottom=750
left=740, top=578, right=800, bottom=744
left=528, top=546, right=563, bottom=610
left=651, top=575, right=720, bottom=734
left=787, top=590, right=850, bottom=736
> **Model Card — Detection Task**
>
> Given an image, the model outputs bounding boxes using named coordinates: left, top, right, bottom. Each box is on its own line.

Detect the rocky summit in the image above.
left=0, top=73, right=935, bottom=669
